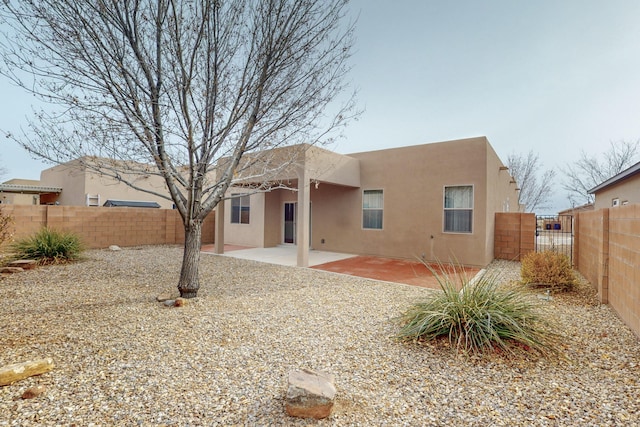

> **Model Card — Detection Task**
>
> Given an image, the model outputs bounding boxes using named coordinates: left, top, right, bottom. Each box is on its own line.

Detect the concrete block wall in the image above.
left=574, top=205, right=640, bottom=337
left=574, top=209, right=609, bottom=303
left=1, top=205, right=214, bottom=249
left=494, top=212, right=535, bottom=261
left=497, top=208, right=640, bottom=338
left=606, top=205, right=640, bottom=336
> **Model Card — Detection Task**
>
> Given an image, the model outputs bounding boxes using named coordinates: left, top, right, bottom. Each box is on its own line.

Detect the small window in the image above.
left=612, top=198, right=620, bottom=207
left=363, top=189, right=383, bottom=229
left=231, top=193, right=250, bottom=224
left=444, top=185, right=473, bottom=233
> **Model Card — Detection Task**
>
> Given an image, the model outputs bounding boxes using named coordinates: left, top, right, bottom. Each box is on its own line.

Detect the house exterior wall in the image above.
left=222, top=191, right=267, bottom=247
left=593, top=175, right=640, bottom=210
left=304, top=137, right=517, bottom=267
left=0, top=179, right=47, bottom=205
left=1, top=192, right=38, bottom=205
left=219, top=137, right=517, bottom=268
left=40, top=160, right=174, bottom=208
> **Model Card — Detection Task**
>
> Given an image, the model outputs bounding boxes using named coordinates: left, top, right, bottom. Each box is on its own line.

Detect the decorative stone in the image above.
left=156, top=293, right=174, bottom=302
left=22, top=385, right=47, bottom=399
left=174, top=297, right=187, bottom=307
left=109, top=245, right=122, bottom=251
left=0, top=267, right=24, bottom=274
left=285, top=368, right=336, bottom=419
left=8, top=260, right=37, bottom=270
left=0, top=358, right=55, bottom=386
left=162, top=300, right=176, bottom=307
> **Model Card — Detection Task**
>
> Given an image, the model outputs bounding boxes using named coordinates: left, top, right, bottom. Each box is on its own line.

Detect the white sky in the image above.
left=2, top=0, right=640, bottom=213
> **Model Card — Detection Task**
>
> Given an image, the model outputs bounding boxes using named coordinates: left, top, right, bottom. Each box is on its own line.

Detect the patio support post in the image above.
left=296, top=165, right=310, bottom=267
left=214, top=199, right=225, bottom=254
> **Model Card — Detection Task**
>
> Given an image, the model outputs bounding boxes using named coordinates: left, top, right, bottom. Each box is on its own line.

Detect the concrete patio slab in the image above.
left=201, top=244, right=356, bottom=267
left=201, top=244, right=481, bottom=289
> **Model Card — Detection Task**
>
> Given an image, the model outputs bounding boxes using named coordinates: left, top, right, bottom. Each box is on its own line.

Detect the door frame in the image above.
left=282, top=201, right=312, bottom=246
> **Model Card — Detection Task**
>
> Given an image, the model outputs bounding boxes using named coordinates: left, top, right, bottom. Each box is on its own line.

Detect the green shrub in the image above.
left=11, top=227, right=84, bottom=264
left=396, top=266, right=557, bottom=355
left=521, top=251, right=577, bottom=292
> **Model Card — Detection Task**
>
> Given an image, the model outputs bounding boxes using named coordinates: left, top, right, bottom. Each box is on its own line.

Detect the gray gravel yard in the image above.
left=1, top=246, right=639, bottom=426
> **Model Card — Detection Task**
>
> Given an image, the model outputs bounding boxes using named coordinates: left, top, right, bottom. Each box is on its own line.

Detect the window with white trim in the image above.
left=363, top=189, right=383, bottom=229
left=444, top=185, right=473, bottom=233
left=231, top=194, right=250, bottom=224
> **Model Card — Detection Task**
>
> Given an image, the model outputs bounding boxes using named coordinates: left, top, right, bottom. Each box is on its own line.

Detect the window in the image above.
left=612, top=198, right=620, bottom=207
left=444, top=185, right=473, bottom=233
left=363, top=189, right=383, bottom=229
left=231, top=194, right=250, bottom=224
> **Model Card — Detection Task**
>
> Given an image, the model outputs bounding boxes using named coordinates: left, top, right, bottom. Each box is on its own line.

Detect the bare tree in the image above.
left=506, top=151, right=556, bottom=213
left=563, top=140, right=640, bottom=206
left=0, top=0, right=356, bottom=298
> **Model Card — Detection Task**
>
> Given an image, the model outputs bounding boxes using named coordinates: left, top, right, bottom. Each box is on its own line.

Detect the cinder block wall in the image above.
left=574, top=209, right=609, bottom=303
left=606, top=205, right=640, bottom=336
left=494, top=212, right=535, bottom=261
left=575, top=205, right=640, bottom=337
left=497, top=208, right=640, bottom=338
left=1, top=205, right=214, bottom=249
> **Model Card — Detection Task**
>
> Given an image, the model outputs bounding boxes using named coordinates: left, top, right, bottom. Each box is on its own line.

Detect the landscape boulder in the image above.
left=0, top=358, right=55, bottom=386
left=0, top=267, right=24, bottom=274
left=285, top=368, right=336, bottom=419
left=8, top=260, right=37, bottom=270
left=22, top=385, right=47, bottom=399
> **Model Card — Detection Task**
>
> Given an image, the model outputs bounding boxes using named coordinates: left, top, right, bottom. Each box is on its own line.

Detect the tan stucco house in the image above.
left=0, top=178, right=62, bottom=205
left=589, top=161, right=640, bottom=209
left=215, top=136, right=521, bottom=268
left=4, top=136, right=520, bottom=268
left=0, top=158, right=174, bottom=209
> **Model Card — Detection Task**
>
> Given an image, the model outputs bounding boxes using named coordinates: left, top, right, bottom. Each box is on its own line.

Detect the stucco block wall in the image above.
left=574, top=209, right=609, bottom=303
left=575, top=205, right=640, bottom=337
left=1, top=205, right=214, bottom=249
left=493, top=212, right=535, bottom=261
left=606, top=205, right=640, bottom=335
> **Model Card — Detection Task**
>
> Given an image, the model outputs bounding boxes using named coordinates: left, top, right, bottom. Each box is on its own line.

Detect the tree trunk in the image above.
left=178, top=219, right=203, bottom=298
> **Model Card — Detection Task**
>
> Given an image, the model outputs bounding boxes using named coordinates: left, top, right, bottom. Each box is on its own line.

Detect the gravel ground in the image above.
left=1, top=246, right=639, bottom=426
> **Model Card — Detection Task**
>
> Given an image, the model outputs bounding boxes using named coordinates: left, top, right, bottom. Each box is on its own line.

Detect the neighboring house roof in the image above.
left=103, top=199, right=161, bottom=208
left=0, top=183, right=62, bottom=194
left=588, top=161, right=640, bottom=194
left=558, top=203, right=594, bottom=215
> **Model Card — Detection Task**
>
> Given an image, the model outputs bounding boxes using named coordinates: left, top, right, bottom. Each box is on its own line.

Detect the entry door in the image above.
left=283, top=202, right=312, bottom=245
left=284, top=202, right=296, bottom=244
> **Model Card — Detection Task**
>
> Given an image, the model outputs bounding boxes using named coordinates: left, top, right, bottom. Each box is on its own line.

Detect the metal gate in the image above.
left=535, top=215, right=574, bottom=265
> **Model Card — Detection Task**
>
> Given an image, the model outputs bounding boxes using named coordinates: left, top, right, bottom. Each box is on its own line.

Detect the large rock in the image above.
left=22, top=385, right=47, bottom=399
left=8, top=260, right=37, bottom=270
left=285, top=368, right=336, bottom=419
left=0, top=267, right=24, bottom=274
left=0, top=358, right=55, bottom=386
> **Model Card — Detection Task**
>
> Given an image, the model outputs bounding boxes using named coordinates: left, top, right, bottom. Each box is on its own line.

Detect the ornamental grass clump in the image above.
left=397, top=265, right=557, bottom=356
left=520, top=250, right=577, bottom=292
left=11, top=227, right=84, bottom=265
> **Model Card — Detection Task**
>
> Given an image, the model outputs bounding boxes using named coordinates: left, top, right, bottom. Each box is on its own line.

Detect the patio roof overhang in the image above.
left=0, top=183, right=63, bottom=194
left=224, top=144, right=361, bottom=189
